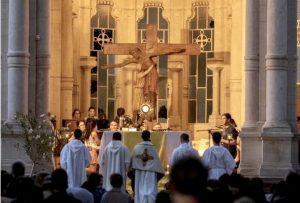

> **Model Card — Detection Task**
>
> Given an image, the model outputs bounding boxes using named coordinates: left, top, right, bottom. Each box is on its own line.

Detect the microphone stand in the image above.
left=196, top=128, right=222, bottom=147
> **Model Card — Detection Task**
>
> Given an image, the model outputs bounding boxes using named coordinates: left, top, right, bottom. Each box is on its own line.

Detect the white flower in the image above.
left=36, top=134, right=40, bottom=139
left=28, top=129, right=33, bottom=134
left=50, top=114, right=56, bottom=120
left=40, top=114, right=45, bottom=118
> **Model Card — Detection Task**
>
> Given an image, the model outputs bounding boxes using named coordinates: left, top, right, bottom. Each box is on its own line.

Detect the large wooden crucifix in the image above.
left=102, top=24, right=200, bottom=124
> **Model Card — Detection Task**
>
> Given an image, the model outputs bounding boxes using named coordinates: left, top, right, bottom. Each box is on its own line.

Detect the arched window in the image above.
left=188, top=3, right=214, bottom=123
left=90, top=2, right=116, bottom=121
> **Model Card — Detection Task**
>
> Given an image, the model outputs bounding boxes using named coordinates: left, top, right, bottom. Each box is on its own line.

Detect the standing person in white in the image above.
left=99, top=132, right=131, bottom=192
left=169, top=133, right=199, bottom=167
left=130, top=130, right=164, bottom=203
left=201, top=132, right=236, bottom=180
left=60, top=129, right=91, bottom=187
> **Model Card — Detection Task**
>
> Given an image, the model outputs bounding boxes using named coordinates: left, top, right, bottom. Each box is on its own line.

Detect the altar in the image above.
left=99, top=131, right=192, bottom=168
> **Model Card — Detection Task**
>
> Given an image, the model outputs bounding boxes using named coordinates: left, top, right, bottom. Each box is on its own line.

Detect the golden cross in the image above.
left=136, top=148, right=154, bottom=166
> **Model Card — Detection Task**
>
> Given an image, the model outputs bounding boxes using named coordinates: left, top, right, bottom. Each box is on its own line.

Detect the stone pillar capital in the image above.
left=168, top=60, right=183, bottom=72
left=207, top=58, right=224, bottom=71
left=80, top=56, right=97, bottom=69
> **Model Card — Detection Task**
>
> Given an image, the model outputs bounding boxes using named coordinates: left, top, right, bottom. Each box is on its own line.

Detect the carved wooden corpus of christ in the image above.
left=103, top=24, right=200, bottom=121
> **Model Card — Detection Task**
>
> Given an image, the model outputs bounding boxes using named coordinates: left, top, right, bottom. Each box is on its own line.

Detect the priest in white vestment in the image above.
left=201, top=132, right=236, bottom=180
left=60, top=129, right=91, bottom=187
left=130, top=130, right=164, bottom=203
left=99, top=132, right=131, bottom=192
left=170, top=133, right=200, bottom=167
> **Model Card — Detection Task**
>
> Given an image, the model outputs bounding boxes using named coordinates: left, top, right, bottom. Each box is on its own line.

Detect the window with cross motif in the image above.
left=137, top=6, right=169, bottom=123
left=188, top=4, right=214, bottom=123
left=90, top=3, right=116, bottom=121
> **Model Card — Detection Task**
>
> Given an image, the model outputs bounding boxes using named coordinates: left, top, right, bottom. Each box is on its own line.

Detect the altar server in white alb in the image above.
left=130, top=130, right=164, bottom=203
left=201, top=131, right=236, bottom=180
left=99, top=132, right=131, bottom=192
left=169, top=133, right=200, bottom=167
left=60, top=129, right=91, bottom=187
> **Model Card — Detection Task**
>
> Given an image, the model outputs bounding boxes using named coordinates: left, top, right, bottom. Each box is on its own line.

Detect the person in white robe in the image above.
left=170, top=133, right=199, bottom=167
left=130, top=130, right=164, bottom=203
left=60, top=129, right=91, bottom=188
left=201, top=131, right=236, bottom=180
left=99, top=132, right=131, bottom=192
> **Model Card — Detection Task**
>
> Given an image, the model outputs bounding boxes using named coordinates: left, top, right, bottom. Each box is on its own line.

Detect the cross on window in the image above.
left=193, top=30, right=212, bottom=51
left=93, top=29, right=113, bottom=51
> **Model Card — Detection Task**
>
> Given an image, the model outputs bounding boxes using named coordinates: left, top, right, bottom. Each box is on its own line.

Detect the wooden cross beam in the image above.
left=103, top=24, right=200, bottom=56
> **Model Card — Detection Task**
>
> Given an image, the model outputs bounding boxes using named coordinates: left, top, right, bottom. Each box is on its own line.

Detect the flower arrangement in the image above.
left=15, top=112, right=73, bottom=172
left=15, top=112, right=56, bottom=167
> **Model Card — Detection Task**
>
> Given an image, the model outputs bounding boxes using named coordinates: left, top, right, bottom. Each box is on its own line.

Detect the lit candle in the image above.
left=166, top=164, right=170, bottom=175
left=167, top=118, right=169, bottom=130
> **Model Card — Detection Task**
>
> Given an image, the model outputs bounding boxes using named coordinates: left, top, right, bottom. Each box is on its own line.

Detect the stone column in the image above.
left=287, top=0, right=298, bottom=132
left=297, top=1, right=300, bottom=117
left=239, top=0, right=261, bottom=177
left=72, top=5, right=80, bottom=108
left=213, top=0, right=225, bottom=59
left=7, top=0, right=30, bottom=120
left=243, top=0, right=259, bottom=129
left=79, top=0, right=92, bottom=56
left=3, top=0, right=32, bottom=173
left=207, top=59, right=223, bottom=126
left=80, top=57, right=96, bottom=115
left=168, top=58, right=183, bottom=130
left=260, top=0, right=299, bottom=178
left=229, top=1, right=243, bottom=125
left=79, top=0, right=96, bottom=115
left=263, top=0, right=289, bottom=130
left=49, top=0, right=62, bottom=127
left=61, top=0, right=73, bottom=120
left=35, top=0, right=50, bottom=117
left=287, top=0, right=300, bottom=175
